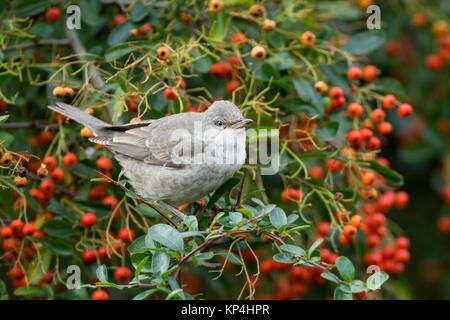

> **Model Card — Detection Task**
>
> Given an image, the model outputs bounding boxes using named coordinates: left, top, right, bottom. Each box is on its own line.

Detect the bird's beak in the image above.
left=231, top=118, right=253, bottom=129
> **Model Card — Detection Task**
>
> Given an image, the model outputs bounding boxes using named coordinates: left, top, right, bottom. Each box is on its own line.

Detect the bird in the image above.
left=48, top=101, right=253, bottom=212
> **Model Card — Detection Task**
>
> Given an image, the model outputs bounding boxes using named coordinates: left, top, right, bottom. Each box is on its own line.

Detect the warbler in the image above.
left=48, top=101, right=252, bottom=207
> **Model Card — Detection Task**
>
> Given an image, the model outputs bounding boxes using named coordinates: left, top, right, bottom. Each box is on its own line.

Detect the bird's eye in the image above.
left=215, top=120, right=224, bottom=127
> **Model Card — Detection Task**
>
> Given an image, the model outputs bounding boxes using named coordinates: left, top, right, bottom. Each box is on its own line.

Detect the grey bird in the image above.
left=48, top=101, right=252, bottom=212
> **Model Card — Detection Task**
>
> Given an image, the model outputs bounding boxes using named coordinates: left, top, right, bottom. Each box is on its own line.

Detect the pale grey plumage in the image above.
left=48, top=101, right=251, bottom=205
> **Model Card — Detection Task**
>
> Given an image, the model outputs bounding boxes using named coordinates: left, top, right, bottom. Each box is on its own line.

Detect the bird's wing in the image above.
left=90, top=113, right=204, bottom=168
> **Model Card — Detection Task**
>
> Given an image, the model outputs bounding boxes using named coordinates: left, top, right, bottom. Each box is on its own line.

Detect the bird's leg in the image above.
left=160, top=201, right=187, bottom=222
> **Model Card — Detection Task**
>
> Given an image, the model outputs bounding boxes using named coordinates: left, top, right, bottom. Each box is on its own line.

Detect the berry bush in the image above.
left=0, top=0, right=447, bottom=300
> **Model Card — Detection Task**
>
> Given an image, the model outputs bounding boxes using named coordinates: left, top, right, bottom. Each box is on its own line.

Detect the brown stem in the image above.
left=3, top=40, right=70, bottom=52
left=234, top=171, right=246, bottom=210
left=97, top=172, right=179, bottom=230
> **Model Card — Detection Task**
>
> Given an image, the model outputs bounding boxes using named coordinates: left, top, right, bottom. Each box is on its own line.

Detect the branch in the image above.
left=0, top=122, right=58, bottom=130
left=3, top=40, right=70, bottom=52
left=97, top=172, right=180, bottom=230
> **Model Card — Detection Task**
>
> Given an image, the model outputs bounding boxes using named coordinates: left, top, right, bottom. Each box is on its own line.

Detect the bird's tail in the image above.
left=48, top=102, right=110, bottom=136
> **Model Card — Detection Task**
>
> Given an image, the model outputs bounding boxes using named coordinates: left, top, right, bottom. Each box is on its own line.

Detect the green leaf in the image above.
left=267, top=32, right=284, bottom=49
left=35, top=238, right=73, bottom=256
left=293, top=79, right=314, bottom=102
left=373, top=78, right=408, bottom=102
left=108, top=21, right=135, bottom=46
left=335, top=256, right=355, bottom=282
left=285, top=225, right=311, bottom=234
left=207, top=178, right=240, bottom=209
left=105, top=41, right=154, bottom=61
left=152, top=252, right=170, bottom=275
left=308, top=238, right=323, bottom=258
left=14, top=286, right=45, bottom=298
left=148, top=224, right=184, bottom=253
left=130, top=0, right=152, bottom=21
left=366, top=271, right=389, bottom=290
left=135, top=256, right=150, bottom=281
left=41, top=283, right=54, bottom=299
left=96, top=265, right=108, bottom=283
left=342, top=30, right=386, bottom=55
left=0, top=279, right=6, bottom=295
left=356, top=159, right=404, bottom=186
left=209, top=11, right=228, bottom=41
left=315, top=122, right=339, bottom=141
left=128, top=235, right=148, bottom=254
left=350, top=280, right=367, bottom=293
left=269, top=207, right=287, bottom=230
left=334, top=283, right=353, bottom=300
left=273, top=253, right=294, bottom=263
left=27, top=247, right=52, bottom=285
left=229, top=212, right=243, bottom=225
left=321, top=272, right=341, bottom=284
left=133, top=288, right=158, bottom=300
left=79, top=0, right=100, bottom=26
left=94, top=282, right=119, bottom=289
left=280, top=244, right=306, bottom=257
left=0, top=131, right=14, bottom=147
left=43, top=218, right=76, bottom=238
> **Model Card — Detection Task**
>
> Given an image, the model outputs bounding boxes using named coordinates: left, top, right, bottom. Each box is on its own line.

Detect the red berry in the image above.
left=395, top=237, right=410, bottom=249
left=22, top=223, right=35, bottom=236
left=366, top=234, right=380, bottom=248
left=228, top=55, right=240, bottom=67
left=394, top=191, right=409, bottom=209
left=96, top=157, right=112, bottom=171
left=103, top=196, right=118, bottom=209
left=98, top=246, right=109, bottom=260
left=43, top=156, right=57, bottom=170
left=164, top=87, right=179, bottom=100
left=1, top=226, right=13, bottom=238
left=329, top=87, right=343, bottom=99
left=316, top=221, right=330, bottom=236
left=360, top=128, right=373, bottom=141
left=226, top=80, right=240, bottom=95
left=347, top=102, right=363, bottom=118
left=50, top=168, right=64, bottom=183
left=118, top=228, right=135, bottom=242
left=45, top=7, right=61, bottom=22
left=10, top=220, right=23, bottom=235
left=231, top=33, right=245, bottom=44
left=112, top=14, right=127, bottom=27
left=81, top=213, right=97, bottom=228
left=210, top=63, right=231, bottom=78
left=366, top=136, right=381, bottom=150
left=114, top=267, right=131, bottom=282
left=63, top=153, right=78, bottom=168
left=382, top=94, right=396, bottom=110
left=8, top=265, right=24, bottom=280
left=309, top=166, right=324, bottom=180
left=347, top=130, right=363, bottom=149
left=436, top=216, right=450, bottom=233
left=397, top=103, right=413, bottom=117
left=347, top=67, right=363, bottom=81
left=442, top=185, right=450, bottom=204
left=82, top=249, right=97, bottom=263
left=39, top=180, right=55, bottom=195
left=377, top=121, right=392, bottom=135
left=394, top=249, right=410, bottom=263
left=92, top=289, right=109, bottom=300
left=371, top=109, right=386, bottom=123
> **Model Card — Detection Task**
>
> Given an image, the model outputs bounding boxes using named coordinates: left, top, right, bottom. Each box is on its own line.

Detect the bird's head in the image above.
left=203, top=100, right=253, bottom=131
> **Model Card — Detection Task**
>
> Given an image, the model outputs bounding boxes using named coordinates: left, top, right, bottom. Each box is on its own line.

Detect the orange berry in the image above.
left=343, top=224, right=357, bottom=240
left=397, top=103, right=413, bottom=117
left=377, top=121, right=393, bottom=135
left=361, top=171, right=375, bottom=185
left=350, top=215, right=362, bottom=228
left=347, top=67, right=363, bottom=81
left=347, top=102, right=363, bottom=118
left=371, top=109, right=385, bottom=123
left=62, top=153, right=77, bottom=168
left=381, top=94, right=396, bottom=110
left=92, top=289, right=109, bottom=300
left=301, top=31, right=316, bottom=47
